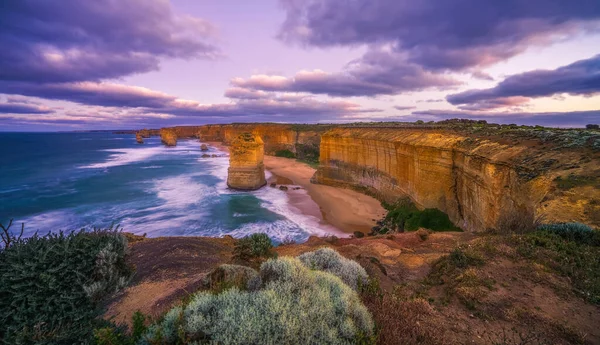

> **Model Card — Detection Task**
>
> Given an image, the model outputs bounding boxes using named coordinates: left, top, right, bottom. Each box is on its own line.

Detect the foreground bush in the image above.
left=232, top=232, right=275, bottom=261
left=298, top=247, right=368, bottom=290
left=0, top=227, right=132, bottom=344
left=141, top=256, right=373, bottom=344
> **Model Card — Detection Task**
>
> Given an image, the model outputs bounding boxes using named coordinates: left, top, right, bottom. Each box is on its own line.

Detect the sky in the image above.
left=0, top=0, right=599, bottom=131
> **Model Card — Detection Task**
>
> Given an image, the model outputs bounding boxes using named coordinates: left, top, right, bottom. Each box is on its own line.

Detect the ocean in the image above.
left=0, top=132, right=334, bottom=243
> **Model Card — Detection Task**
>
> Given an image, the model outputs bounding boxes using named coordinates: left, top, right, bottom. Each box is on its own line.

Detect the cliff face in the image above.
left=197, top=124, right=329, bottom=160
left=227, top=133, right=266, bottom=190
left=312, top=128, right=596, bottom=232
left=160, top=128, right=177, bottom=147
left=135, top=133, right=144, bottom=144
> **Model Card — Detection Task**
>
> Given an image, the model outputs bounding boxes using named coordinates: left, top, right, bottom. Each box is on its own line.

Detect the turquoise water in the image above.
left=0, top=132, right=333, bottom=242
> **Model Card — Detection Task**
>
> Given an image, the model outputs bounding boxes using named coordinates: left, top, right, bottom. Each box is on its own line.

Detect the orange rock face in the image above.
left=313, top=128, right=552, bottom=232
left=135, top=132, right=144, bottom=144
left=227, top=133, right=267, bottom=190
left=160, top=128, right=177, bottom=147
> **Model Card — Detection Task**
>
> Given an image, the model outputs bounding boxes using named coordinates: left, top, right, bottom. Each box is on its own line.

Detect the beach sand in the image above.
left=208, top=142, right=386, bottom=235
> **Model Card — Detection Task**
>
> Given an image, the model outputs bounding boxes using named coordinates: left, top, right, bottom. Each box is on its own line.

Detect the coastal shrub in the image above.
left=207, top=264, right=260, bottom=292
left=274, top=149, right=296, bottom=158
left=232, top=233, right=275, bottom=261
left=298, top=248, right=368, bottom=290
left=377, top=198, right=459, bottom=233
left=538, top=222, right=599, bottom=245
left=140, top=256, right=373, bottom=345
left=0, top=226, right=132, bottom=344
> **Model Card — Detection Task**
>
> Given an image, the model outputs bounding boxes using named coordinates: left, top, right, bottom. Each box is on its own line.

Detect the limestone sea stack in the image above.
left=160, top=128, right=177, bottom=147
left=227, top=133, right=266, bottom=190
left=200, top=143, right=208, bottom=151
left=135, top=132, right=144, bottom=144
left=138, top=128, right=151, bottom=138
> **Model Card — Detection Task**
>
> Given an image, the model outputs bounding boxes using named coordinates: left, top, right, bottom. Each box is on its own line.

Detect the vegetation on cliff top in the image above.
left=140, top=253, right=374, bottom=345
left=372, top=198, right=460, bottom=235
left=0, top=223, right=132, bottom=344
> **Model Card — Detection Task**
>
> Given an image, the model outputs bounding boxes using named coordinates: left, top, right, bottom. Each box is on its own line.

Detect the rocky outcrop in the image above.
left=200, top=144, right=208, bottom=151
left=313, top=128, right=555, bottom=232
left=135, top=133, right=144, bottom=144
left=227, top=133, right=267, bottom=190
left=160, top=128, right=177, bottom=147
left=197, top=124, right=331, bottom=161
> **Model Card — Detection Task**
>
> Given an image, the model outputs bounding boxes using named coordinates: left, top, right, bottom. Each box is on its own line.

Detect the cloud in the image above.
left=447, top=54, right=600, bottom=108
left=278, top=0, right=600, bottom=71
left=394, top=105, right=416, bottom=111
left=411, top=109, right=600, bottom=127
left=0, top=0, right=220, bottom=83
left=231, top=49, right=459, bottom=97
left=0, top=101, right=54, bottom=114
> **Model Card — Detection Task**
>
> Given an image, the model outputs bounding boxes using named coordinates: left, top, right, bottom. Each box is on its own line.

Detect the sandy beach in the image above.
left=208, top=142, right=386, bottom=235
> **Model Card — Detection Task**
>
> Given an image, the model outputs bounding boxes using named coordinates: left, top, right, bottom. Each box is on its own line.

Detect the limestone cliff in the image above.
left=160, top=128, right=177, bottom=147
left=227, top=133, right=266, bottom=190
left=197, top=124, right=331, bottom=161
left=313, top=127, right=600, bottom=231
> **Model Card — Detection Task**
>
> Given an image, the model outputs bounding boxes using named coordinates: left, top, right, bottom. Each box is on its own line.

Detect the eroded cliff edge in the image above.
left=312, top=127, right=600, bottom=231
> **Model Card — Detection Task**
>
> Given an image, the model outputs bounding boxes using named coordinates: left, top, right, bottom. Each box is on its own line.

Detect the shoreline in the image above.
left=207, top=141, right=386, bottom=235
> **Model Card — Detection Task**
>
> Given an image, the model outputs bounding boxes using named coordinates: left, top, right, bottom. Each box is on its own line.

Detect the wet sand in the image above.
left=207, top=142, right=386, bottom=234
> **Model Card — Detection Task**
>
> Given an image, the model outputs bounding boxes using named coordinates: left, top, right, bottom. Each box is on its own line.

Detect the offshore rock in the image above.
left=135, top=132, right=144, bottom=144
left=200, top=144, right=209, bottom=151
left=160, top=128, right=177, bottom=147
left=227, top=133, right=266, bottom=190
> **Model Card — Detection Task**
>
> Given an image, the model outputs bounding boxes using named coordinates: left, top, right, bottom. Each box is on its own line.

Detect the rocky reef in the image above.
left=227, top=133, right=267, bottom=190
left=159, top=128, right=177, bottom=147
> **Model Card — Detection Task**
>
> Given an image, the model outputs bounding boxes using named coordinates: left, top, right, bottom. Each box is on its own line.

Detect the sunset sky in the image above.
left=1, top=0, right=599, bottom=130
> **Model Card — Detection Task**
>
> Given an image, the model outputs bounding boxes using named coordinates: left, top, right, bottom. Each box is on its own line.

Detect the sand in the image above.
left=207, top=142, right=386, bottom=235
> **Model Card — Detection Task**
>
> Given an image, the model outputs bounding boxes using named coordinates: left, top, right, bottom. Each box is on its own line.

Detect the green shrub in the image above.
left=207, top=264, right=260, bottom=292
left=274, top=149, right=296, bottom=158
left=378, top=198, right=460, bottom=233
left=141, top=256, right=373, bottom=345
left=298, top=248, right=368, bottom=290
left=537, top=222, right=599, bottom=245
left=232, top=233, right=275, bottom=261
left=0, top=227, right=132, bottom=344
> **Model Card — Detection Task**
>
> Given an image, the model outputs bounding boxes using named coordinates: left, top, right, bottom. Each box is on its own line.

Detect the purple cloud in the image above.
left=279, top=0, right=600, bottom=71
left=0, top=0, right=220, bottom=83
left=447, top=55, right=600, bottom=108
left=231, top=49, right=459, bottom=97
left=0, top=101, right=53, bottom=114
left=394, top=105, right=416, bottom=111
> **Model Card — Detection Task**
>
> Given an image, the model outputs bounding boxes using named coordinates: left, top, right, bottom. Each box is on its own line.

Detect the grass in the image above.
left=554, top=174, right=599, bottom=190
left=274, top=149, right=296, bottom=158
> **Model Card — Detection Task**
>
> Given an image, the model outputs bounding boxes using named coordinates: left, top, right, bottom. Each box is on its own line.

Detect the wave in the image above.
left=80, top=146, right=165, bottom=169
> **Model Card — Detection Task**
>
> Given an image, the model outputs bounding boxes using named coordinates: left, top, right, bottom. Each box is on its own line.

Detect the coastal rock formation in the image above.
left=197, top=124, right=329, bottom=161
left=135, top=132, right=143, bottom=144
left=160, top=128, right=177, bottom=147
left=227, top=133, right=266, bottom=190
left=312, top=127, right=599, bottom=231
left=200, top=144, right=208, bottom=151
left=138, top=129, right=151, bottom=138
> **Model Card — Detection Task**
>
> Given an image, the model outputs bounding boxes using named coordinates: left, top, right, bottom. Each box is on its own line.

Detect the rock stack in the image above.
left=135, top=132, right=144, bottom=144
left=200, top=144, right=209, bottom=151
left=160, top=128, right=177, bottom=147
left=227, top=133, right=266, bottom=190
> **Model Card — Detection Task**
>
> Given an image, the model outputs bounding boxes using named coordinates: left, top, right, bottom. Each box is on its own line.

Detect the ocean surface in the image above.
left=0, top=132, right=335, bottom=243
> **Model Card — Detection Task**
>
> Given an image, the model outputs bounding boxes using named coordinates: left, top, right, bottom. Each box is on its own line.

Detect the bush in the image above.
left=0, top=227, right=132, bottom=344
left=298, top=248, right=368, bottom=290
left=377, top=198, right=459, bottom=233
left=538, top=222, right=599, bottom=245
left=141, top=257, right=374, bottom=344
left=232, top=233, right=275, bottom=261
left=274, top=149, right=296, bottom=158
left=207, top=264, right=260, bottom=292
